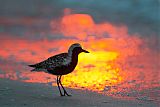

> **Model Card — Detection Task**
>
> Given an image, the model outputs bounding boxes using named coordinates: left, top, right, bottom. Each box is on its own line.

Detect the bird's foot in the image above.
left=60, top=93, right=71, bottom=96
left=60, top=94, right=65, bottom=96
left=64, top=92, right=72, bottom=96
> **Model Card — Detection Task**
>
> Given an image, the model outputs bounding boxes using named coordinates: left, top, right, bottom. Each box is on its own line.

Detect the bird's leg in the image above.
left=59, top=75, right=71, bottom=96
left=57, top=76, right=63, bottom=96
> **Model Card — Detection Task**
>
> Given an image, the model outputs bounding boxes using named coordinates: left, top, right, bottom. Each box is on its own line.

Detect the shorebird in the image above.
left=28, top=43, right=89, bottom=96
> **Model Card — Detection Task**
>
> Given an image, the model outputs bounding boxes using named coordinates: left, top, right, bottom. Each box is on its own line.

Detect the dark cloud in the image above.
left=0, top=0, right=159, bottom=38
left=0, top=0, right=63, bottom=18
left=58, top=0, right=159, bottom=36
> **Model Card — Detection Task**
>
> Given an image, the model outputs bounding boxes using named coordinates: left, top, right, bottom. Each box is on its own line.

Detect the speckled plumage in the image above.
left=29, top=43, right=82, bottom=74
left=28, top=43, right=89, bottom=96
left=30, top=53, right=68, bottom=71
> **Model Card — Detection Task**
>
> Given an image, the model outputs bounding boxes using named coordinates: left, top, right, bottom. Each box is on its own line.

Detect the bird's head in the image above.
left=68, top=43, right=89, bottom=56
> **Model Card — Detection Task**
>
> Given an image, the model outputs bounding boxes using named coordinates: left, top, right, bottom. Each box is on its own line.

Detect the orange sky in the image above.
left=0, top=13, right=159, bottom=93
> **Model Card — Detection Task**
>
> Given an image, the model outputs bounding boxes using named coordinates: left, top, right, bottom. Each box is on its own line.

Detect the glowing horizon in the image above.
left=0, top=12, right=159, bottom=95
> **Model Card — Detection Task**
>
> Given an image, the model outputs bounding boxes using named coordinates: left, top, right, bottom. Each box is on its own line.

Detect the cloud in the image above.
left=51, top=13, right=129, bottom=40
left=0, top=35, right=77, bottom=63
left=0, top=22, right=157, bottom=91
left=58, top=0, right=159, bottom=36
left=0, top=1, right=159, bottom=92
left=0, top=0, right=158, bottom=38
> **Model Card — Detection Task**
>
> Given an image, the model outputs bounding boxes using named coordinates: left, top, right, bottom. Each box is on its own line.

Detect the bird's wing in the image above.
left=30, top=53, right=68, bottom=69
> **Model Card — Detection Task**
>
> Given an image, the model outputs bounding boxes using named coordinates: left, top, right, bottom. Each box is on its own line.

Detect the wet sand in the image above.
left=0, top=79, right=158, bottom=107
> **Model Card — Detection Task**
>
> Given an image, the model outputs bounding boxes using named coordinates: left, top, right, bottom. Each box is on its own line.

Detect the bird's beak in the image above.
left=82, top=49, right=89, bottom=53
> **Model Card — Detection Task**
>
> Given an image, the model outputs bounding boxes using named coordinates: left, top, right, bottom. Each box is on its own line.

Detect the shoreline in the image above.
left=0, top=79, right=158, bottom=107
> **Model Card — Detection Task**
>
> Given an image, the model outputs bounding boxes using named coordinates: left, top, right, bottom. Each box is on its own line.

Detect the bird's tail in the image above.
left=28, top=64, right=35, bottom=67
left=28, top=64, right=36, bottom=72
left=29, top=67, right=47, bottom=72
left=30, top=68, right=37, bottom=72
left=28, top=64, right=47, bottom=72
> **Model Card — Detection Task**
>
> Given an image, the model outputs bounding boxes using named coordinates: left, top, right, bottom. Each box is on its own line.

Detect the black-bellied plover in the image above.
left=28, top=43, right=89, bottom=96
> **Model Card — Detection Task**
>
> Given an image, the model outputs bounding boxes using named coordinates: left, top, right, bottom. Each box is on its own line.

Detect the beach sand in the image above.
left=0, top=79, right=158, bottom=107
